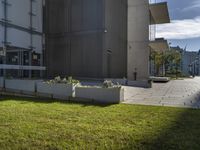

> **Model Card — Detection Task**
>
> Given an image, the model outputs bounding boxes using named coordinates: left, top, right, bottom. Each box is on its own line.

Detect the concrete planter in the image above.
left=75, top=87, right=124, bottom=104
left=4, top=79, right=40, bottom=95
left=36, top=82, right=76, bottom=100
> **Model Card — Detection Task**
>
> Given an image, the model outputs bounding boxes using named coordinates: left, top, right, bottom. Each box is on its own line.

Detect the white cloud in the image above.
left=182, top=0, right=200, bottom=11
left=156, top=16, right=200, bottom=40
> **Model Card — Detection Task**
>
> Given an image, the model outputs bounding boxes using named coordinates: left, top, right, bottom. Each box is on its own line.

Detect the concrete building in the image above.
left=129, top=1, right=170, bottom=81
left=0, top=0, right=45, bottom=78
left=45, top=0, right=170, bottom=83
left=187, top=51, right=200, bottom=76
left=0, top=0, right=170, bottom=83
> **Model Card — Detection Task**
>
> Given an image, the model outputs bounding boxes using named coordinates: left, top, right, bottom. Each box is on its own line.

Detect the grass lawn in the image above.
left=0, top=96, right=200, bottom=150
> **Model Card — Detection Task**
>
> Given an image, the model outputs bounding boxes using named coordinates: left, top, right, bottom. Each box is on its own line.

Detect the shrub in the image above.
left=102, top=80, right=121, bottom=88
left=67, top=76, right=80, bottom=85
left=47, top=76, right=80, bottom=85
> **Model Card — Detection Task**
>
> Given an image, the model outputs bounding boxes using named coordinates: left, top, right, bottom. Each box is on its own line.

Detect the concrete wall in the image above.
left=104, top=0, right=127, bottom=78
left=45, top=0, right=71, bottom=77
left=46, top=0, right=150, bottom=81
left=128, top=80, right=152, bottom=88
left=37, top=82, right=75, bottom=99
left=76, top=87, right=124, bottom=103
left=45, top=0, right=104, bottom=78
left=45, top=0, right=128, bottom=79
left=127, top=0, right=150, bottom=81
left=4, top=79, right=40, bottom=95
left=0, top=77, right=124, bottom=104
left=67, top=0, right=104, bottom=78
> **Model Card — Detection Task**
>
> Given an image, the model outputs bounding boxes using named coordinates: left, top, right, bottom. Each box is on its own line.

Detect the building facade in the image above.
left=0, top=0, right=45, bottom=78
left=172, top=46, right=200, bottom=76
left=45, top=0, right=127, bottom=79
left=0, top=0, right=170, bottom=82
left=45, top=0, right=170, bottom=82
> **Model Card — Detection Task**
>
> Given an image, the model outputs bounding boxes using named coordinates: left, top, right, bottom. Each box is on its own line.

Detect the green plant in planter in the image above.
left=54, top=76, right=62, bottom=83
left=62, top=77, right=67, bottom=83
left=67, top=76, right=80, bottom=85
left=103, top=80, right=121, bottom=88
left=103, top=80, right=114, bottom=88
left=46, top=76, right=80, bottom=85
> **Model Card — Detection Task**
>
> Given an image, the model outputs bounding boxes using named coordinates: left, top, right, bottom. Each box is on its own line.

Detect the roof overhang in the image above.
left=149, top=2, right=170, bottom=25
left=149, top=38, right=169, bottom=52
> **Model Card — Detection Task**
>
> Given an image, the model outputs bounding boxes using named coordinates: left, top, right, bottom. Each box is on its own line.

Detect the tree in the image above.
left=150, top=51, right=165, bottom=76
left=173, top=51, right=181, bottom=78
left=150, top=50, right=181, bottom=77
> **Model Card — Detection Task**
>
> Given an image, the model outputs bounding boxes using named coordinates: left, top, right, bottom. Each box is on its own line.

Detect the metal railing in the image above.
left=0, top=64, right=46, bottom=71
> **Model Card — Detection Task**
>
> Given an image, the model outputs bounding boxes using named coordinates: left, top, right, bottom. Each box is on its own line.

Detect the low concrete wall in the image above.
left=1, top=78, right=124, bottom=104
left=128, top=80, right=152, bottom=88
left=5, top=79, right=41, bottom=95
left=150, top=77, right=170, bottom=82
left=75, top=87, right=124, bottom=104
left=36, top=82, right=75, bottom=100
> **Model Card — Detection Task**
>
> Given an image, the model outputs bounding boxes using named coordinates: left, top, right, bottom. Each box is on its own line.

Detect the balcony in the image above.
left=149, top=2, right=170, bottom=25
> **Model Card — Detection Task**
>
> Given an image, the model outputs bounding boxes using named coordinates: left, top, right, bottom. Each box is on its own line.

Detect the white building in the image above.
left=0, top=0, right=45, bottom=78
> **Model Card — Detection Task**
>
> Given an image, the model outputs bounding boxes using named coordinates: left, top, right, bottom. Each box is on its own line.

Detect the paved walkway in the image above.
left=123, top=77, right=200, bottom=109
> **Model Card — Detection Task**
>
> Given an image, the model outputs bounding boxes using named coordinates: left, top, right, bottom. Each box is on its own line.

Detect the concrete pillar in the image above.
left=127, top=0, right=150, bottom=81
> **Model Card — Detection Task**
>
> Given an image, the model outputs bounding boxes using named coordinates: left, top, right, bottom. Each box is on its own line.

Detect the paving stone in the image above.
left=123, top=77, right=200, bottom=109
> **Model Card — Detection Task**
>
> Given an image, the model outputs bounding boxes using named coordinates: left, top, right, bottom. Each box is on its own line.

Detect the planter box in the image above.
left=36, top=82, right=75, bottom=100
left=75, top=87, right=124, bottom=104
left=5, top=79, right=41, bottom=95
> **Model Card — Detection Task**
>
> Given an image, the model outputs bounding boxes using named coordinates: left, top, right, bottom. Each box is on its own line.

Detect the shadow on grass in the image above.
left=0, top=95, right=114, bottom=108
left=124, top=99, right=200, bottom=150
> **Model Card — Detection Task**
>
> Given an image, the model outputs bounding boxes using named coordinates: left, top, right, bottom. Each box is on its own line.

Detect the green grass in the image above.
left=0, top=96, right=200, bottom=150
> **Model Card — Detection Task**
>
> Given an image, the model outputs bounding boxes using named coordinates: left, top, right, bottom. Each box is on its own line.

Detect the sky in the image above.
left=156, top=0, right=200, bottom=51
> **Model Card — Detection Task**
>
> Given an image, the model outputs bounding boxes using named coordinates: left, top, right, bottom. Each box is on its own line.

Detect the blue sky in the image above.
left=156, top=0, right=200, bottom=51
